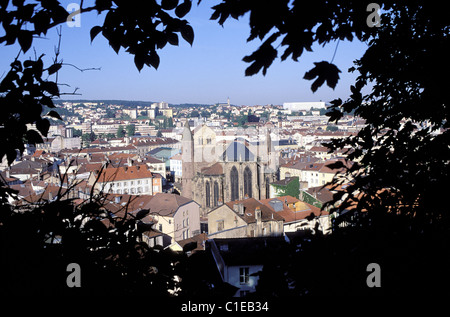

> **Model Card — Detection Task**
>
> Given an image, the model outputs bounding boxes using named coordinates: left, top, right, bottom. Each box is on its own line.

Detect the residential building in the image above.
left=280, top=158, right=351, bottom=188
left=169, top=153, right=183, bottom=181
left=146, top=193, right=201, bottom=243
left=260, top=196, right=331, bottom=234
left=207, top=198, right=284, bottom=239
left=269, top=176, right=302, bottom=199
left=89, top=164, right=162, bottom=195
left=207, top=237, right=287, bottom=297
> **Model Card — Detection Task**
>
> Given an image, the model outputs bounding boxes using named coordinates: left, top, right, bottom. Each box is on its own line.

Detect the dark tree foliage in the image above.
left=209, top=0, right=450, bottom=295
left=209, top=1, right=449, bottom=215
left=1, top=0, right=450, bottom=296
left=0, top=57, right=60, bottom=165
left=0, top=0, right=195, bottom=167
left=0, top=193, right=184, bottom=295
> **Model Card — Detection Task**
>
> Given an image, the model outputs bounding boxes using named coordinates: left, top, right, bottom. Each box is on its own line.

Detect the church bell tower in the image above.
left=181, top=119, right=194, bottom=199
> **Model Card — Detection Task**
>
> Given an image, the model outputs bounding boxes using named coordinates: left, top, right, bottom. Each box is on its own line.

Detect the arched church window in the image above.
left=213, top=181, right=219, bottom=207
left=205, top=181, right=211, bottom=207
left=243, top=166, right=252, bottom=198
left=230, top=166, right=239, bottom=201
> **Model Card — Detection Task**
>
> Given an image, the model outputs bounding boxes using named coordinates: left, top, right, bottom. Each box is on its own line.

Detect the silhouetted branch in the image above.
left=61, top=63, right=101, bottom=72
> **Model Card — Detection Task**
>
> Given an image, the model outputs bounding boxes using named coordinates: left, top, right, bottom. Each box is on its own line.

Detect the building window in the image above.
left=205, top=181, right=211, bottom=207
left=243, top=166, right=252, bottom=198
left=265, top=176, right=270, bottom=199
left=240, top=267, right=249, bottom=285
left=213, top=181, right=219, bottom=207
left=230, top=166, right=239, bottom=201
left=217, top=220, right=224, bottom=232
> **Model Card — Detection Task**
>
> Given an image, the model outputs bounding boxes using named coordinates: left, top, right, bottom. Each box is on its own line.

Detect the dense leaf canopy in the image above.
left=1, top=0, right=449, bottom=296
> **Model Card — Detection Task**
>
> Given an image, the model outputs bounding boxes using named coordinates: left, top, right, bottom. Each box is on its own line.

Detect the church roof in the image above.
left=201, top=162, right=223, bottom=175
left=221, top=141, right=255, bottom=162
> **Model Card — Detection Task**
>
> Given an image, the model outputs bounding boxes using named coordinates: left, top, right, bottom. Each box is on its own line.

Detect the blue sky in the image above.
left=0, top=1, right=368, bottom=106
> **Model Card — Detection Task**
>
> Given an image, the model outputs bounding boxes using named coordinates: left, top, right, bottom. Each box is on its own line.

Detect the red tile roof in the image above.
left=96, top=164, right=154, bottom=182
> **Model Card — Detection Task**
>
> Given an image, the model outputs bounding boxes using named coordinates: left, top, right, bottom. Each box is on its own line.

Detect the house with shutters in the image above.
left=88, top=164, right=162, bottom=195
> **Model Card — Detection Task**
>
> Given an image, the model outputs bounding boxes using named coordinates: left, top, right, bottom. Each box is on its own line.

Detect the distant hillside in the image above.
left=57, top=100, right=213, bottom=108
left=57, top=100, right=156, bottom=108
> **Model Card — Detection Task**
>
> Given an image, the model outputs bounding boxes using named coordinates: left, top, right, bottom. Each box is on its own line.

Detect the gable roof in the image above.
left=260, top=195, right=327, bottom=223
left=224, top=198, right=284, bottom=223
left=147, top=193, right=194, bottom=217
left=221, top=141, right=255, bottom=162
left=96, top=164, right=154, bottom=182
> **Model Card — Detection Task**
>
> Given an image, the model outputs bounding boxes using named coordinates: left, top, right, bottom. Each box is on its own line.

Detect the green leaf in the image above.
left=148, top=52, right=160, bottom=69
left=161, top=0, right=178, bottom=10
left=32, top=10, right=51, bottom=35
left=42, top=81, right=59, bottom=96
left=175, top=0, right=191, bottom=18
left=180, top=24, right=194, bottom=45
left=26, top=129, right=44, bottom=145
left=134, top=54, right=144, bottom=72
left=18, top=30, right=32, bottom=53
left=47, top=63, right=62, bottom=75
left=40, top=96, right=54, bottom=108
left=23, top=59, right=33, bottom=68
left=243, top=42, right=277, bottom=76
left=6, top=149, right=17, bottom=165
left=36, top=118, right=50, bottom=137
left=303, top=61, right=341, bottom=92
left=47, top=110, right=62, bottom=121
left=135, top=209, right=150, bottom=220
left=167, top=32, right=179, bottom=46
left=90, top=26, right=103, bottom=42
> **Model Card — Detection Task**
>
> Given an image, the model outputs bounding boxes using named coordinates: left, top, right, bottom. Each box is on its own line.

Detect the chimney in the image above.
left=255, top=206, right=262, bottom=222
left=233, top=203, right=244, bottom=215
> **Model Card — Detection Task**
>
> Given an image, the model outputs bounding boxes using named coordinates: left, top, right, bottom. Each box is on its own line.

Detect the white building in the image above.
left=283, top=101, right=326, bottom=112
left=169, top=153, right=183, bottom=181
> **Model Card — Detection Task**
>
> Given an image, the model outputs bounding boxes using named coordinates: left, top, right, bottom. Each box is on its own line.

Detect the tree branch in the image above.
left=61, top=63, right=101, bottom=72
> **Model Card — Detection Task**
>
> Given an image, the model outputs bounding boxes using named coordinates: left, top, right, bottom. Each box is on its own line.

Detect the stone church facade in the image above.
left=181, top=121, right=278, bottom=217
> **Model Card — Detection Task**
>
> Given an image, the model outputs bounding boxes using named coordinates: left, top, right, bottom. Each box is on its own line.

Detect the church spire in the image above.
left=182, top=118, right=193, bottom=141
left=266, top=126, right=272, bottom=155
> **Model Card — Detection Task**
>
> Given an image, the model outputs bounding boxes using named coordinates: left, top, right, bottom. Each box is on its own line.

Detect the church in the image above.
left=181, top=121, right=278, bottom=217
